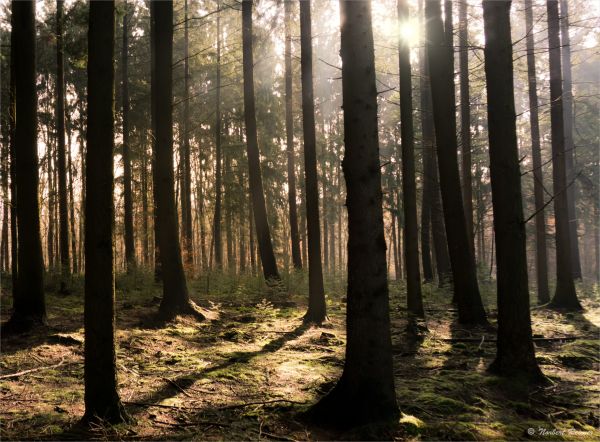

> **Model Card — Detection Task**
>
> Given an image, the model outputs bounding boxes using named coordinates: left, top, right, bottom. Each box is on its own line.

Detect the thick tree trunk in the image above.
left=425, top=0, right=487, bottom=324
left=458, top=0, right=474, bottom=255
left=483, top=0, right=544, bottom=381
left=310, top=0, right=398, bottom=425
left=83, top=1, right=128, bottom=423
left=524, top=0, right=550, bottom=304
left=151, top=0, right=203, bottom=319
left=5, top=0, right=47, bottom=332
left=181, top=0, right=194, bottom=268
left=122, top=3, right=135, bottom=273
left=300, top=0, right=326, bottom=323
left=285, top=1, right=302, bottom=270
left=546, top=0, right=581, bottom=310
left=559, top=0, right=581, bottom=279
left=242, top=0, right=280, bottom=282
left=398, top=0, right=424, bottom=317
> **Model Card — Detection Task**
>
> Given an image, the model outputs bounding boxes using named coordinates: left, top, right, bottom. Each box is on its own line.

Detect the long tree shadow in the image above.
left=126, top=321, right=312, bottom=415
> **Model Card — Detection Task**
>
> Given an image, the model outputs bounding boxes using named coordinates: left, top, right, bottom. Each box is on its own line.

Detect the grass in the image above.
left=0, top=272, right=598, bottom=440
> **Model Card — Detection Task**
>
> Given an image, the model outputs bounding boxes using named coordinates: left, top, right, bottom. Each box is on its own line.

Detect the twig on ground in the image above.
left=0, top=359, right=78, bottom=380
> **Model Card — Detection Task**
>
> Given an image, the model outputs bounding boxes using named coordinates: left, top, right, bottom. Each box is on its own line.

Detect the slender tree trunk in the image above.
left=5, top=0, right=46, bottom=332
left=66, top=117, right=78, bottom=274
left=311, top=0, right=398, bottom=425
left=546, top=0, right=581, bottom=310
left=213, top=6, right=223, bottom=270
left=299, top=0, right=326, bottom=323
left=47, top=132, right=55, bottom=271
left=180, top=0, right=193, bottom=268
left=151, top=0, right=203, bottom=319
left=559, top=0, right=581, bottom=279
left=398, top=0, right=424, bottom=317
left=83, top=1, right=128, bottom=423
left=141, top=138, right=149, bottom=266
left=284, top=0, right=302, bottom=270
left=483, top=0, right=544, bottom=381
left=458, top=0, right=474, bottom=255
left=121, top=2, right=135, bottom=273
left=225, top=149, right=234, bottom=270
left=425, top=0, right=487, bottom=324
left=524, top=0, right=550, bottom=303
left=242, top=0, right=280, bottom=282
left=8, top=45, right=18, bottom=294
left=249, top=195, right=256, bottom=275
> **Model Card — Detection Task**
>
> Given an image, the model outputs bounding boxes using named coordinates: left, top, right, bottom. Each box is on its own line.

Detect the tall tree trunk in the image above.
left=398, top=0, right=424, bottom=317
left=151, top=0, right=203, bottom=319
left=47, top=132, right=55, bottom=271
left=546, top=0, right=581, bottom=310
left=483, top=0, right=544, bottom=381
left=213, top=5, right=223, bottom=270
left=425, top=0, right=487, bottom=324
left=5, top=0, right=46, bottom=332
left=181, top=0, right=193, bottom=268
left=242, top=0, right=280, bottom=282
left=225, top=149, right=234, bottom=270
left=300, top=0, right=326, bottom=323
left=122, top=2, right=135, bottom=273
left=458, top=0, right=474, bottom=254
left=311, top=0, right=398, bottom=425
left=83, top=1, right=128, bottom=423
left=141, top=138, right=150, bottom=266
left=56, top=0, right=70, bottom=292
left=285, top=0, right=302, bottom=270
left=559, top=0, right=581, bottom=279
left=524, top=0, right=550, bottom=304
left=66, top=116, right=78, bottom=274
left=8, top=44, right=18, bottom=295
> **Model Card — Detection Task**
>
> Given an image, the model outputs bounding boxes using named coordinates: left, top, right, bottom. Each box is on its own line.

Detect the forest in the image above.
left=0, top=0, right=599, bottom=440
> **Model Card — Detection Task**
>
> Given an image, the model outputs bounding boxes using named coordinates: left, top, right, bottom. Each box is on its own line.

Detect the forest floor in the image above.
left=1, top=272, right=599, bottom=441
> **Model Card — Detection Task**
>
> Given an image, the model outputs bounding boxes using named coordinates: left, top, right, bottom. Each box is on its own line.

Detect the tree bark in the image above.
left=483, top=0, right=544, bottom=381
left=310, top=0, right=398, bottom=425
left=559, top=0, right=581, bottom=279
left=524, top=0, right=550, bottom=304
left=151, top=0, right=202, bottom=319
left=82, top=0, right=128, bottom=424
left=5, top=0, right=47, bottom=332
left=121, top=2, right=135, bottom=273
left=546, top=0, right=581, bottom=310
left=285, top=0, right=302, bottom=270
left=425, top=0, right=487, bottom=324
left=242, top=0, right=280, bottom=282
left=398, top=0, right=424, bottom=317
left=299, top=0, right=326, bottom=323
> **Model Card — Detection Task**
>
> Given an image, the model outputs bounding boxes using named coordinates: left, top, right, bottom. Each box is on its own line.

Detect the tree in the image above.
left=82, top=0, right=128, bottom=423
left=546, top=0, right=581, bottom=310
left=524, top=0, right=550, bottom=304
left=122, top=0, right=135, bottom=273
left=310, top=0, right=398, bottom=425
left=56, top=0, right=70, bottom=292
left=299, top=0, right=326, bottom=324
left=482, top=0, right=544, bottom=381
left=425, top=0, right=486, bottom=324
left=241, top=0, right=280, bottom=282
left=285, top=0, right=302, bottom=270
left=559, top=0, right=581, bottom=279
left=212, top=0, right=223, bottom=271
left=151, top=0, right=204, bottom=319
left=398, top=0, right=424, bottom=317
left=458, top=0, right=474, bottom=254
left=4, top=0, right=47, bottom=333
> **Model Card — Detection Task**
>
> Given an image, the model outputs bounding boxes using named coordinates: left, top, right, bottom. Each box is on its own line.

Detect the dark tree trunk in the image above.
left=425, top=0, right=487, bottom=324
left=524, top=0, right=550, bottom=304
left=285, top=0, right=302, bottom=271
left=559, top=0, right=581, bottom=280
left=141, top=139, right=150, bottom=266
left=48, top=130, right=55, bottom=271
left=310, top=0, right=398, bottom=425
left=122, top=2, right=135, bottom=273
left=242, top=0, right=280, bottom=282
left=82, top=0, right=128, bottom=424
left=66, top=116, right=78, bottom=274
left=212, top=4, right=223, bottom=270
left=5, top=0, right=46, bottom=332
left=483, top=0, right=544, bottom=381
left=398, top=0, right=424, bottom=317
left=8, top=43, right=18, bottom=294
left=181, top=0, right=194, bottom=268
left=458, top=0, right=474, bottom=255
left=300, top=0, right=326, bottom=323
left=546, top=0, right=581, bottom=310
left=151, top=0, right=203, bottom=319
left=225, top=149, right=234, bottom=270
